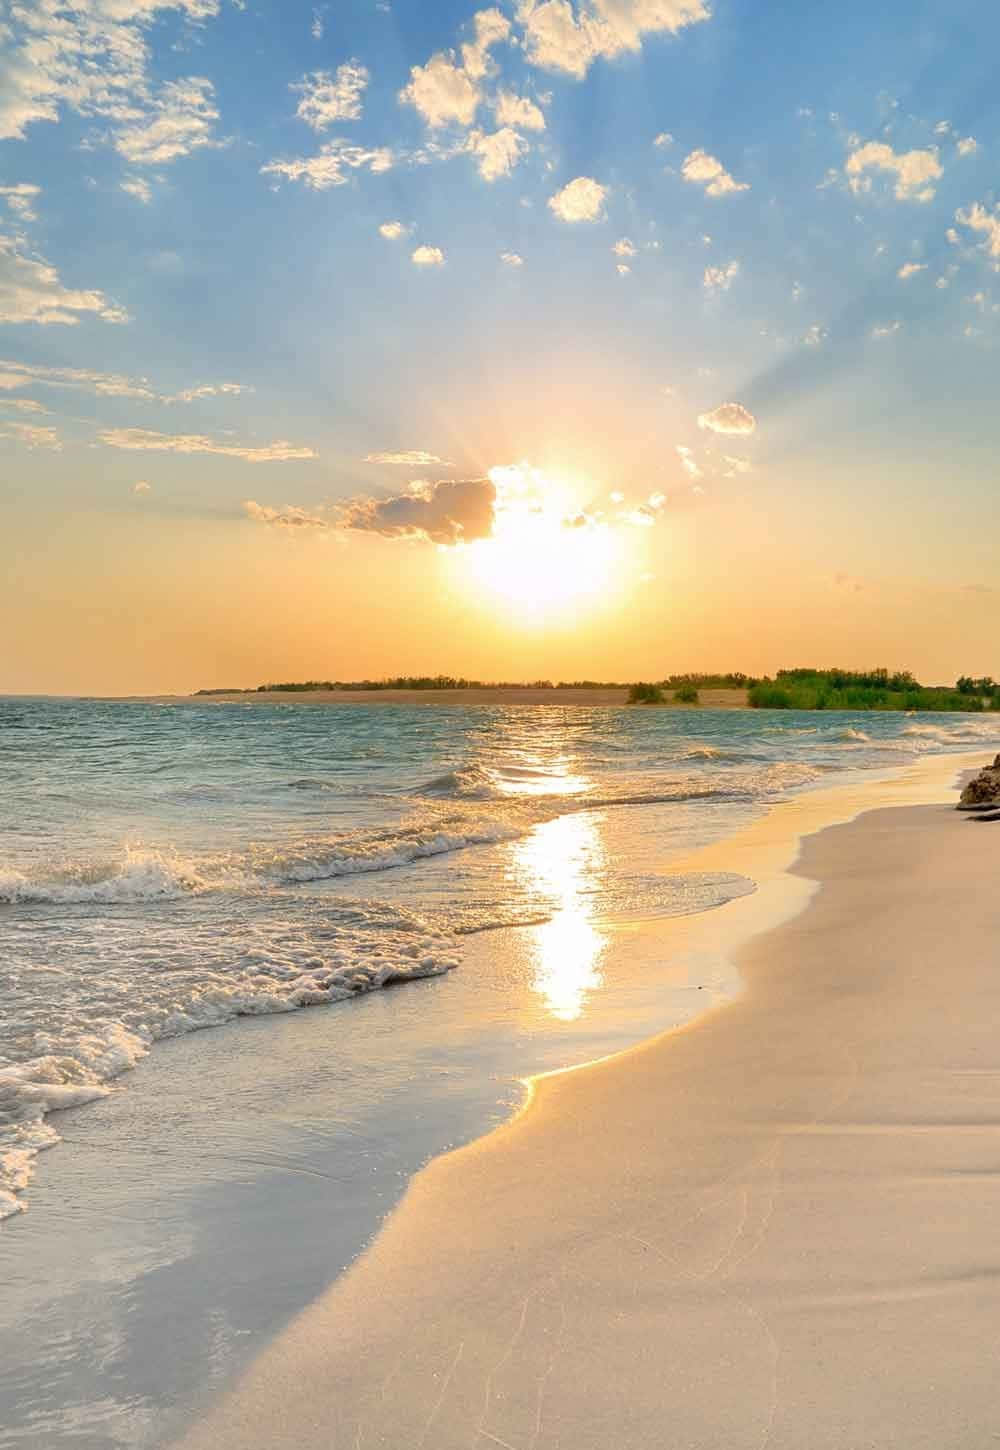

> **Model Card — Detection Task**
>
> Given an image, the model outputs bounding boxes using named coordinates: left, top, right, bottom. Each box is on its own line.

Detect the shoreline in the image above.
left=174, top=749, right=993, bottom=1450
left=109, top=687, right=751, bottom=708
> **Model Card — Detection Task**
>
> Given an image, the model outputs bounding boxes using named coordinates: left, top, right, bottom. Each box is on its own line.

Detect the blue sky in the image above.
left=2, top=0, right=999, bottom=691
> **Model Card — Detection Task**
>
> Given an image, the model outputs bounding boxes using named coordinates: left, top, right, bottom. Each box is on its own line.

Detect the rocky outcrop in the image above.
left=958, top=755, right=1000, bottom=809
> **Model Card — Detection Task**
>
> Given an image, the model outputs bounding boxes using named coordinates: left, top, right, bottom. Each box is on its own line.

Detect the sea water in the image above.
left=0, top=698, right=996, bottom=1447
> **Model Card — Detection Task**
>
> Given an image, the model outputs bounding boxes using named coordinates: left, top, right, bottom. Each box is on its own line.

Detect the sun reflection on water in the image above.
left=509, top=811, right=608, bottom=1020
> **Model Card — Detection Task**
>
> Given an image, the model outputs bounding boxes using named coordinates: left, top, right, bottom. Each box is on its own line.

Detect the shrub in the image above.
left=673, top=683, right=700, bottom=704
left=628, top=682, right=665, bottom=704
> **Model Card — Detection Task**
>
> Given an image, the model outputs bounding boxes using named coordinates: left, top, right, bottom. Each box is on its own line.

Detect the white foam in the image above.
left=0, top=847, right=208, bottom=904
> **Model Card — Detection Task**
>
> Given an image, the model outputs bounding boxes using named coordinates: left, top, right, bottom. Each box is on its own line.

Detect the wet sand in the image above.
left=175, top=754, right=997, bottom=1450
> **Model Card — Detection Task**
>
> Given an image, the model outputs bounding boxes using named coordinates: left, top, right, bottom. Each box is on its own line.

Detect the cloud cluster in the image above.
left=344, top=476, right=497, bottom=544
left=697, top=402, right=756, bottom=435
left=400, top=9, right=510, bottom=127
left=293, top=63, right=369, bottom=130
left=466, top=126, right=528, bottom=181
left=548, top=175, right=607, bottom=222
left=99, top=428, right=317, bottom=462
left=845, top=141, right=942, bottom=202
left=0, top=1, right=222, bottom=170
left=0, top=359, right=248, bottom=404
left=0, top=235, right=127, bottom=326
left=261, top=140, right=393, bottom=191
left=682, top=149, right=748, bottom=197
left=517, top=0, right=709, bottom=79
left=0, top=184, right=40, bottom=223
left=703, top=259, right=740, bottom=292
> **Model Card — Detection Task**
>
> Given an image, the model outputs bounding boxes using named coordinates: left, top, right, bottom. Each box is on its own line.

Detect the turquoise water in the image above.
left=1, top=697, right=996, bottom=1223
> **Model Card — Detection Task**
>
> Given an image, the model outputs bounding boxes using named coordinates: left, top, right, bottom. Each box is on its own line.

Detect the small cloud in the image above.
left=120, top=176, right=153, bottom=204
left=100, top=428, right=317, bottom=462
left=466, top=126, right=528, bottom=182
left=311, top=7, right=325, bottom=40
left=845, top=140, right=942, bottom=202
left=871, top=320, right=902, bottom=339
left=0, top=421, right=61, bottom=449
left=946, top=226, right=961, bottom=245
left=494, top=91, right=545, bottom=132
left=802, top=323, right=826, bottom=345
left=682, top=149, right=749, bottom=197
left=897, top=261, right=927, bottom=279
left=676, top=445, right=702, bottom=479
left=612, top=237, right=637, bottom=257
left=343, top=475, right=495, bottom=545
left=956, top=136, right=978, bottom=157
left=547, top=176, right=607, bottom=223
left=697, top=402, right=757, bottom=436
left=703, top=259, right=740, bottom=292
left=955, top=201, right=1000, bottom=259
left=261, top=141, right=393, bottom=191
left=500, top=251, right=523, bottom=267
left=363, top=450, right=451, bottom=466
left=723, top=455, right=751, bottom=475
left=244, top=500, right=327, bottom=528
left=411, top=244, right=445, bottom=267
left=0, top=183, right=40, bottom=222
left=0, top=396, right=46, bottom=413
left=616, top=263, right=631, bottom=276
left=379, top=220, right=410, bottom=240
left=653, top=131, right=674, bottom=147
left=0, top=235, right=127, bottom=326
left=293, top=63, right=370, bottom=130
left=648, top=491, right=666, bottom=508
left=132, top=480, right=151, bottom=494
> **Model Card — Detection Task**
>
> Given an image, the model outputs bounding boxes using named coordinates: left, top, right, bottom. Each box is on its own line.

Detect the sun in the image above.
left=454, top=463, right=627, bottom=619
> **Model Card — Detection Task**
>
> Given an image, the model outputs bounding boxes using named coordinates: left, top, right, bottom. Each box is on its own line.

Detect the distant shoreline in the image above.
left=116, top=687, right=752, bottom=709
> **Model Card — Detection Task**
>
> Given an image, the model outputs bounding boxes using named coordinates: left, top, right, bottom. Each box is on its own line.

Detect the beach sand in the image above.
left=176, top=756, right=999, bottom=1450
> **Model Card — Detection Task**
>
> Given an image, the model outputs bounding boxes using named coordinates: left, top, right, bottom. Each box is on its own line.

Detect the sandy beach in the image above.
left=173, top=753, right=998, bottom=1450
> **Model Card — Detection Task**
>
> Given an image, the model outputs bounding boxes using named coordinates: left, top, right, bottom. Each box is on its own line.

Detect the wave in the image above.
left=840, top=727, right=871, bottom=742
left=0, top=903, right=459, bottom=1218
left=0, top=848, right=209, bottom=904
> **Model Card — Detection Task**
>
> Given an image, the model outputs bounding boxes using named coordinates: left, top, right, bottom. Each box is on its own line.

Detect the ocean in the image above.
left=0, top=697, right=996, bottom=1446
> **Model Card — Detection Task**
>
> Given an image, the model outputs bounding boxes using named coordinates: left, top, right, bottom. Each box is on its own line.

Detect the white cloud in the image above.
left=723, top=455, right=751, bottom=475
left=956, top=136, right=978, bottom=158
left=293, top=63, right=369, bottom=131
left=0, top=235, right=127, bottom=325
left=494, top=90, right=546, bottom=131
left=379, top=220, right=410, bottom=240
left=261, top=140, right=393, bottom=190
left=99, top=428, right=317, bottom=462
left=547, top=175, right=607, bottom=222
left=676, top=444, right=702, bottom=478
left=845, top=141, right=942, bottom=202
left=363, top=450, right=451, bottom=465
left=343, top=475, right=496, bottom=544
left=897, top=261, right=926, bottom=279
left=517, top=0, right=709, bottom=79
left=0, top=421, right=61, bottom=449
left=244, top=499, right=327, bottom=527
left=0, top=396, right=47, bottom=413
left=0, top=359, right=248, bottom=405
left=612, top=237, right=636, bottom=257
left=0, top=184, right=40, bottom=222
left=114, top=77, right=219, bottom=166
left=133, top=479, right=151, bottom=494
left=311, top=8, right=324, bottom=40
left=400, top=10, right=509, bottom=129
left=411, top=245, right=445, bottom=267
left=653, top=131, right=673, bottom=147
left=682, top=149, right=748, bottom=196
left=500, top=251, right=524, bottom=266
left=0, top=1, right=221, bottom=156
left=616, top=263, right=630, bottom=275
left=697, top=402, right=756, bottom=435
left=801, top=323, right=826, bottom=346
left=120, top=176, right=153, bottom=203
left=871, top=320, right=901, bottom=338
left=955, top=202, right=1000, bottom=259
left=466, top=126, right=528, bottom=181
left=703, top=259, right=740, bottom=292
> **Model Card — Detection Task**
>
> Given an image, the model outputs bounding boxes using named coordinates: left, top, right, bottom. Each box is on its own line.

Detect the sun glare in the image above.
left=458, top=464, right=627, bottom=619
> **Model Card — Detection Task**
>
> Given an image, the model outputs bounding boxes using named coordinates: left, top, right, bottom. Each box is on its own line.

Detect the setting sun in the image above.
left=451, top=463, right=631, bottom=619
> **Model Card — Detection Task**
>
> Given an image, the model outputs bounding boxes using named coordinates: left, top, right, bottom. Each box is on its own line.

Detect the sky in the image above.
left=1, top=0, right=998, bottom=694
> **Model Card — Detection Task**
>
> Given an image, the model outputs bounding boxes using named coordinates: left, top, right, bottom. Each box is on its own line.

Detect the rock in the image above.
left=958, top=755, right=1000, bottom=808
